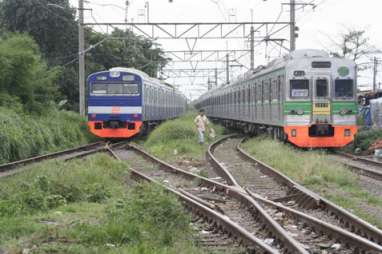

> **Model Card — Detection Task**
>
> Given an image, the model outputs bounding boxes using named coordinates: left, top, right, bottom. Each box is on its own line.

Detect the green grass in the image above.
left=0, top=107, right=97, bottom=164
left=242, top=137, right=382, bottom=229
left=0, top=154, right=210, bottom=253
left=144, top=111, right=226, bottom=161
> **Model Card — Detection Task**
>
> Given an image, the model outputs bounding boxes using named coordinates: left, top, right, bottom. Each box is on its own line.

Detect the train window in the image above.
left=91, top=84, right=107, bottom=94
left=123, top=84, right=139, bottom=94
left=91, top=83, right=139, bottom=95
left=290, top=80, right=309, bottom=98
left=335, top=80, right=354, bottom=98
left=316, top=79, right=328, bottom=97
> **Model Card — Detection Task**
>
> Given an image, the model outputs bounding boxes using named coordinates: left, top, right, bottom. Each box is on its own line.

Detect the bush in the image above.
left=0, top=33, right=60, bottom=113
left=0, top=154, right=127, bottom=216
left=353, top=128, right=382, bottom=152
left=0, top=107, right=96, bottom=164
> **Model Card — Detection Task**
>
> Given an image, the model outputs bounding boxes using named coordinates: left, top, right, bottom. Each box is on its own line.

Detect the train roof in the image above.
left=108, top=67, right=182, bottom=94
left=196, top=49, right=356, bottom=101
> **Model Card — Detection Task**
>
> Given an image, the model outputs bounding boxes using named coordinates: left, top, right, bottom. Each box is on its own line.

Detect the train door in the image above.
left=311, top=76, right=333, bottom=136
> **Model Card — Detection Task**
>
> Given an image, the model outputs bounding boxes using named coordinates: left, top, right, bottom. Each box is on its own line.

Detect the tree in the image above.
left=0, top=0, right=78, bottom=66
left=329, top=29, right=381, bottom=72
left=0, top=1, right=169, bottom=110
left=86, top=29, right=169, bottom=78
left=0, top=34, right=60, bottom=113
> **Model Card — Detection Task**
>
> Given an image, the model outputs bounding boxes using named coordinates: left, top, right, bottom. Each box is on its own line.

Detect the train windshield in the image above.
left=316, top=79, right=328, bottom=97
left=290, top=79, right=309, bottom=98
left=91, top=83, right=139, bottom=96
left=335, top=80, right=353, bottom=98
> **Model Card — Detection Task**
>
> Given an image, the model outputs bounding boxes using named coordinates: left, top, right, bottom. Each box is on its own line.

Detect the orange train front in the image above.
left=194, top=49, right=358, bottom=148
left=87, top=67, right=187, bottom=138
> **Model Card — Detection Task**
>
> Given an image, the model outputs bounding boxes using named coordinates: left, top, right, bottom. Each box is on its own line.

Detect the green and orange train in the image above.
left=195, top=49, right=357, bottom=148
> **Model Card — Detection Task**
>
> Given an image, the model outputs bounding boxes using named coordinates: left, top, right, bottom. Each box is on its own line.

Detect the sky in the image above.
left=69, top=0, right=382, bottom=99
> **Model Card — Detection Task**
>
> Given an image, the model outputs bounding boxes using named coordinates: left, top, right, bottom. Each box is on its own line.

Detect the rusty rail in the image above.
left=0, top=141, right=107, bottom=174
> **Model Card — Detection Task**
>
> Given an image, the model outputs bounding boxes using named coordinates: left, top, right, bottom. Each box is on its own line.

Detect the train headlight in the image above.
left=291, top=129, right=297, bottom=137
left=110, top=71, right=120, bottom=78
left=297, top=109, right=304, bottom=115
left=344, top=129, right=351, bottom=137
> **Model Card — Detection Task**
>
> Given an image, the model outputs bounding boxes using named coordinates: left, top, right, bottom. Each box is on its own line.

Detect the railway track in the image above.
left=110, top=143, right=307, bottom=253
left=0, top=141, right=108, bottom=177
left=330, top=152, right=382, bottom=181
left=108, top=143, right=382, bottom=253
left=207, top=135, right=382, bottom=252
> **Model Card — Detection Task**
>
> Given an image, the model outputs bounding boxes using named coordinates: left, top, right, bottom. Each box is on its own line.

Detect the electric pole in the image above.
left=290, top=0, right=296, bottom=51
left=373, top=57, right=378, bottom=92
left=78, top=0, right=85, bottom=116
left=145, top=1, right=150, bottom=23
left=250, top=26, right=255, bottom=70
left=215, top=68, right=218, bottom=87
left=226, top=54, right=230, bottom=84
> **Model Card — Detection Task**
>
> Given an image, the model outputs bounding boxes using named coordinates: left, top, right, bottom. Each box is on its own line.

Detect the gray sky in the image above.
left=70, top=0, right=382, bottom=99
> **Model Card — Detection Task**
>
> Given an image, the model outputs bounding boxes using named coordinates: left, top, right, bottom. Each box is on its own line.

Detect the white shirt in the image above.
left=194, top=115, right=209, bottom=131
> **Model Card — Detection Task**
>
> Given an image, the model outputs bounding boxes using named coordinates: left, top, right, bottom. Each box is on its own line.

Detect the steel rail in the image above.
left=0, top=141, right=107, bottom=173
left=130, top=169, right=278, bottom=254
left=333, top=152, right=382, bottom=181
left=206, top=134, right=241, bottom=187
left=233, top=138, right=382, bottom=246
left=206, top=136, right=382, bottom=251
left=107, top=146, right=277, bottom=253
left=111, top=143, right=308, bottom=254
left=246, top=189, right=382, bottom=253
left=110, top=143, right=382, bottom=252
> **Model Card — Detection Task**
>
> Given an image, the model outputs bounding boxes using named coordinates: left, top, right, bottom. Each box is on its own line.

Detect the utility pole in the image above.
left=373, top=57, right=378, bottom=92
left=124, top=1, right=129, bottom=23
left=215, top=68, right=218, bottom=87
left=78, top=0, right=85, bottom=116
left=250, top=26, right=255, bottom=71
left=226, top=54, right=230, bottom=84
left=145, top=1, right=150, bottom=23
left=290, top=0, right=296, bottom=51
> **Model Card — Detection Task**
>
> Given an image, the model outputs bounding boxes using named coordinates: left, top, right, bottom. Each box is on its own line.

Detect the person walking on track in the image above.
left=194, top=109, right=210, bottom=144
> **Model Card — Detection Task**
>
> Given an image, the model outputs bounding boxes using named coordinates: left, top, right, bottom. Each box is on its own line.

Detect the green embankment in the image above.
left=0, top=154, right=204, bottom=253
left=0, top=107, right=96, bottom=164
left=144, top=111, right=225, bottom=161
left=242, top=137, right=382, bottom=228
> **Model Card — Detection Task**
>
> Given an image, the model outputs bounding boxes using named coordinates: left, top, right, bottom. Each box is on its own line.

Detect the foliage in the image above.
left=330, top=29, right=379, bottom=72
left=0, top=156, right=205, bottom=253
left=353, top=127, right=382, bottom=152
left=86, top=29, right=169, bottom=78
left=0, top=0, right=170, bottom=110
left=0, top=0, right=77, bottom=66
left=0, top=154, right=127, bottom=217
left=331, top=30, right=370, bottom=61
left=0, top=107, right=95, bottom=164
left=0, top=34, right=60, bottom=112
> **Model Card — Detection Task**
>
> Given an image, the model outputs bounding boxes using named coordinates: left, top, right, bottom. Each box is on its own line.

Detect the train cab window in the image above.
left=91, top=84, right=107, bottom=94
left=91, top=83, right=139, bottom=95
left=335, top=80, right=354, bottom=98
left=123, top=84, right=139, bottom=94
left=290, top=79, right=309, bottom=98
left=316, top=79, right=328, bottom=97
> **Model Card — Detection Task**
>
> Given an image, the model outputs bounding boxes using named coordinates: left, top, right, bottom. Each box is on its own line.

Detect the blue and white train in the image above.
left=87, top=67, right=187, bottom=138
